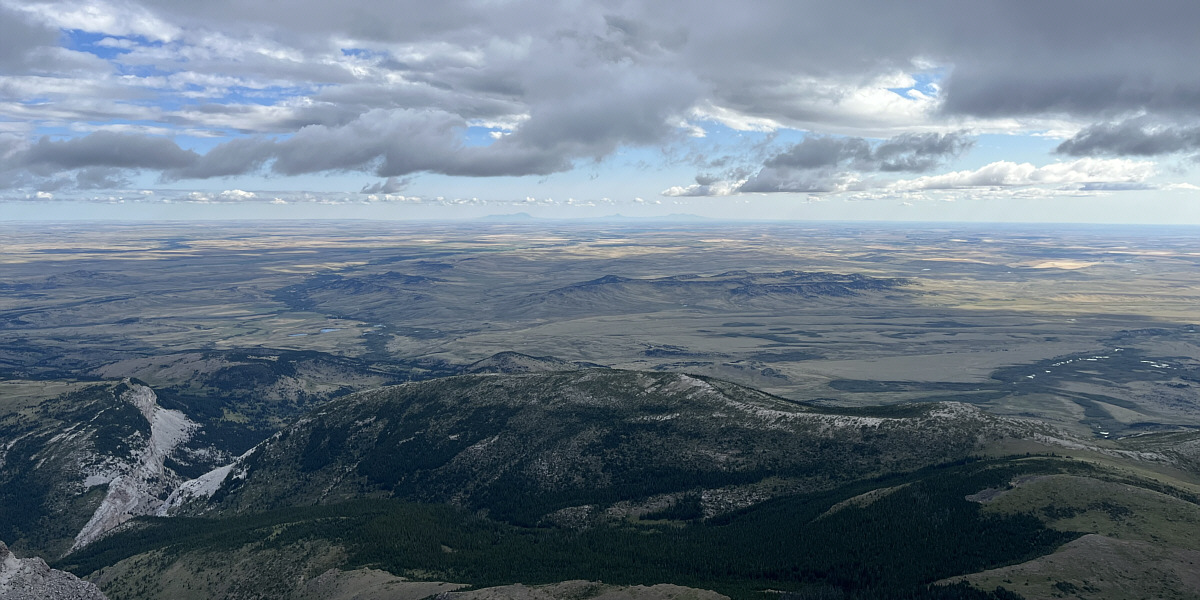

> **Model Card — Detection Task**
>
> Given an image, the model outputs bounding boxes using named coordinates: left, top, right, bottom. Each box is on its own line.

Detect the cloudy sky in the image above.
left=2, top=0, right=1200, bottom=222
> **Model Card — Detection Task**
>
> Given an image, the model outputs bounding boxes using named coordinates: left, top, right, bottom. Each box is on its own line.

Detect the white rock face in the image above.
left=70, top=382, right=197, bottom=551
left=156, top=462, right=234, bottom=515
left=0, top=541, right=108, bottom=600
left=156, top=443, right=260, bottom=516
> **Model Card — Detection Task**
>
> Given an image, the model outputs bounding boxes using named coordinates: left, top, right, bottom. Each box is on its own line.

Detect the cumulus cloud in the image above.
left=1, top=131, right=201, bottom=190
left=764, top=137, right=872, bottom=170
left=3, top=0, right=1200, bottom=198
left=164, top=137, right=276, bottom=180
left=10, top=3, right=1200, bottom=129
left=18, top=131, right=197, bottom=172
left=661, top=175, right=744, bottom=197
left=874, top=133, right=975, bottom=171
left=669, top=154, right=1157, bottom=198
left=888, top=158, right=1155, bottom=191
left=218, top=189, right=255, bottom=200
left=33, top=166, right=131, bottom=191
left=3, top=106, right=629, bottom=187
left=738, top=169, right=864, bottom=194
left=763, top=132, right=972, bottom=173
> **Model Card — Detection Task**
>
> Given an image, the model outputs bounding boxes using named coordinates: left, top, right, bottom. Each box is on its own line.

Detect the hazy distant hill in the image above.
left=509, top=270, right=911, bottom=318
left=464, top=351, right=606, bottom=374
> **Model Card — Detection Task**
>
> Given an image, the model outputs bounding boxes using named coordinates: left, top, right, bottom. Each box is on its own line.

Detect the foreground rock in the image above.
left=0, top=541, right=107, bottom=600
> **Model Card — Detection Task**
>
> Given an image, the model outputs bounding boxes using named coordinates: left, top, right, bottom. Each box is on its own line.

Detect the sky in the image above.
left=2, top=0, right=1200, bottom=222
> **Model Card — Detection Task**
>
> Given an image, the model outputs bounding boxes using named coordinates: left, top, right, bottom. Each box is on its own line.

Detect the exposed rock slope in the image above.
left=69, top=383, right=196, bottom=551
left=0, top=380, right=197, bottom=556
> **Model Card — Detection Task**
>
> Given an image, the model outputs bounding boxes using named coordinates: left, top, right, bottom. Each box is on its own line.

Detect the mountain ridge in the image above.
left=165, top=369, right=1039, bottom=525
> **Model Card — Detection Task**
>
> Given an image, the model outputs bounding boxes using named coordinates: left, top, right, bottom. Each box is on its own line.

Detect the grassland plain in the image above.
left=3, top=221, right=1200, bottom=599
left=2, top=221, right=1198, bottom=435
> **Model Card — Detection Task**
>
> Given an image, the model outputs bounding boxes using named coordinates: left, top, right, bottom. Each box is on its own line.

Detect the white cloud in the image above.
left=3, top=0, right=1200, bottom=215
left=888, top=158, right=1156, bottom=191
left=218, top=189, right=255, bottom=200
left=12, top=0, right=182, bottom=42
left=95, top=37, right=137, bottom=49
left=690, top=104, right=781, bottom=132
left=661, top=179, right=744, bottom=197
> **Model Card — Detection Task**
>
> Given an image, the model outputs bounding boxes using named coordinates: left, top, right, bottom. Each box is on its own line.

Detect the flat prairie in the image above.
left=2, top=221, right=1197, bottom=438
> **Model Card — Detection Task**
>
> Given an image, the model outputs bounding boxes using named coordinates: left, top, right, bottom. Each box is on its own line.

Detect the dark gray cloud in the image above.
left=73, top=167, right=132, bottom=189
left=5, top=0, right=1200, bottom=194
left=165, top=137, right=276, bottom=180
left=765, top=137, right=872, bottom=170
left=671, top=132, right=974, bottom=196
left=1057, top=119, right=1200, bottom=157
left=0, top=132, right=193, bottom=191
left=20, top=132, right=198, bottom=172
left=742, top=132, right=972, bottom=193
left=20, top=2, right=1200, bottom=124
left=738, top=169, right=846, bottom=194
left=262, top=108, right=571, bottom=178
left=760, top=133, right=972, bottom=174
left=929, top=2, right=1200, bottom=119
left=3, top=106, right=607, bottom=188
left=874, top=133, right=975, bottom=171
left=29, top=167, right=130, bottom=192
left=0, top=131, right=256, bottom=188
left=0, top=4, right=56, bottom=67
